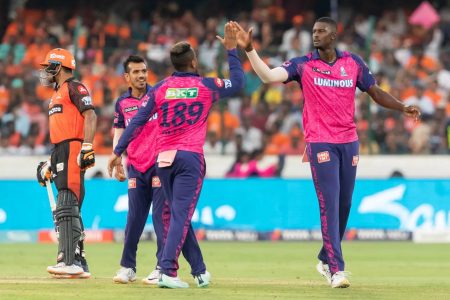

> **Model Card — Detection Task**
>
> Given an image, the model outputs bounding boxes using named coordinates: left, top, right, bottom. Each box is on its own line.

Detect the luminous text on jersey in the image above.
left=165, top=88, right=199, bottom=99
left=313, top=78, right=354, bottom=88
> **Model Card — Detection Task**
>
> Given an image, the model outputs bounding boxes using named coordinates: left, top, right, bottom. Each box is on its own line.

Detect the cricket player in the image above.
left=111, top=55, right=163, bottom=284
left=111, top=55, right=207, bottom=285
left=108, top=22, right=244, bottom=288
left=233, top=18, right=420, bottom=288
left=36, top=48, right=97, bottom=278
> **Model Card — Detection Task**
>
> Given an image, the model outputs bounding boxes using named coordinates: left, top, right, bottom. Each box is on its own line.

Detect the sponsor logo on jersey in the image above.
left=340, top=66, right=348, bottom=77
left=352, top=155, right=359, bottom=166
left=165, top=87, right=199, bottom=99
left=56, top=162, right=64, bottom=172
left=128, top=178, right=136, bottom=189
left=313, top=77, right=354, bottom=88
left=124, top=105, right=138, bottom=113
left=152, top=176, right=161, bottom=188
left=312, top=67, right=331, bottom=75
left=49, top=104, right=63, bottom=116
left=81, top=96, right=92, bottom=105
left=77, top=85, right=88, bottom=94
left=214, top=78, right=224, bottom=88
left=317, top=151, right=330, bottom=163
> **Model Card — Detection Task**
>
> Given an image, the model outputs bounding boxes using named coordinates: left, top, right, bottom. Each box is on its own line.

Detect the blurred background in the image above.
left=0, top=0, right=449, bottom=243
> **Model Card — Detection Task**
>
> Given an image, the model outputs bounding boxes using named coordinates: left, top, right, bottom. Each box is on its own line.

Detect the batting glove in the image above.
left=78, top=143, right=96, bottom=170
left=36, top=160, right=52, bottom=187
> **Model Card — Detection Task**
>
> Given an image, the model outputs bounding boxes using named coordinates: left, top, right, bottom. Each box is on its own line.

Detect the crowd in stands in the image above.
left=0, top=1, right=449, bottom=167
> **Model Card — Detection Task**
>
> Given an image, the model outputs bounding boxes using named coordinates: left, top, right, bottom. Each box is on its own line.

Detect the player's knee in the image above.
left=55, top=190, right=80, bottom=221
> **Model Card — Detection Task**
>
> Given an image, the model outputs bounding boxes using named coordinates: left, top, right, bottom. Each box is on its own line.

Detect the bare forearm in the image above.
left=83, top=110, right=97, bottom=143
left=246, top=50, right=288, bottom=83
left=367, top=85, right=405, bottom=112
left=113, top=128, right=124, bottom=149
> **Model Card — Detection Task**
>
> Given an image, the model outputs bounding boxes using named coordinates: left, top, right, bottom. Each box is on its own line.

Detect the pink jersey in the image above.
left=114, top=49, right=244, bottom=157
left=152, top=75, right=213, bottom=154
left=113, top=85, right=158, bottom=173
left=282, top=49, right=376, bottom=143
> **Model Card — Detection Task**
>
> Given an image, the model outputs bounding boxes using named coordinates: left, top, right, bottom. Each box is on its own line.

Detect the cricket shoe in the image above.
left=316, top=261, right=332, bottom=284
left=158, top=273, right=189, bottom=289
left=113, top=267, right=136, bottom=284
left=47, top=262, right=84, bottom=275
left=193, top=271, right=211, bottom=288
left=142, top=268, right=160, bottom=285
left=331, top=271, right=351, bottom=288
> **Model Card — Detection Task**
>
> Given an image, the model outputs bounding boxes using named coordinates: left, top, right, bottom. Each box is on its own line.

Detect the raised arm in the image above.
left=203, top=21, right=245, bottom=98
left=232, top=21, right=288, bottom=83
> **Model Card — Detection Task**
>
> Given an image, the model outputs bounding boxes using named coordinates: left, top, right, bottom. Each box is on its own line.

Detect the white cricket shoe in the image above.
left=47, top=262, right=84, bottom=275
left=193, top=270, right=211, bottom=288
left=113, top=267, right=136, bottom=284
left=158, top=273, right=189, bottom=289
left=316, top=261, right=332, bottom=284
left=331, top=271, right=351, bottom=288
left=142, top=268, right=160, bottom=285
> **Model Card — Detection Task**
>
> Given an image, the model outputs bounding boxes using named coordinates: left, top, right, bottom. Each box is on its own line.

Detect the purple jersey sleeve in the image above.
left=202, top=49, right=245, bottom=101
left=113, top=88, right=160, bottom=156
left=113, top=99, right=125, bottom=129
left=281, top=56, right=309, bottom=84
left=350, top=53, right=376, bottom=92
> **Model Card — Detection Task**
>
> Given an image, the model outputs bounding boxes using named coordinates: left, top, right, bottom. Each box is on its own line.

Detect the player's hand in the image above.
left=231, top=21, right=254, bottom=52
left=36, top=160, right=52, bottom=187
left=107, top=153, right=122, bottom=178
left=77, top=143, right=95, bottom=170
left=403, top=105, right=421, bottom=122
left=216, top=22, right=237, bottom=50
left=114, top=163, right=126, bottom=182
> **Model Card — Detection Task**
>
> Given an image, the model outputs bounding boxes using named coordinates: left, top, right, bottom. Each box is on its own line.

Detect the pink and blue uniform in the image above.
left=114, top=84, right=164, bottom=272
left=115, top=49, right=244, bottom=277
left=281, top=49, right=376, bottom=274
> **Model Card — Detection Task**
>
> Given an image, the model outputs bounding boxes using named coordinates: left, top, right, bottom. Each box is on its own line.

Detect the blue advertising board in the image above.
left=0, top=179, right=449, bottom=231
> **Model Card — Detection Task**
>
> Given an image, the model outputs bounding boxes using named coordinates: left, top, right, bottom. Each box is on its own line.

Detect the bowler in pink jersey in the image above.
left=234, top=18, right=420, bottom=288
left=109, top=22, right=244, bottom=288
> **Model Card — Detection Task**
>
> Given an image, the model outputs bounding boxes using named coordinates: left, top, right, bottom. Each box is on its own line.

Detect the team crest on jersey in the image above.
left=340, top=66, right=348, bottom=77
left=152, top=176, right=161, bottom=188
left=317, top=151, right=330, bottom=163
left=352, top=155, right=359, bottom=166
left=128, top=178, right=136, bottom=189
left=223, top=79, right=232, bottom=88
left=77, top=85, right=88, bottom=94
left=312, top=67, right=331, bottom=75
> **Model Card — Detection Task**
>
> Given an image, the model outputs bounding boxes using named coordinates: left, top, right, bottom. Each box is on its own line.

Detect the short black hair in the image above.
left=315, top=17, right=337, bottom=32
left=123, top=55, right=146, bottom=73
left=170, top=41, right=195, bottom=71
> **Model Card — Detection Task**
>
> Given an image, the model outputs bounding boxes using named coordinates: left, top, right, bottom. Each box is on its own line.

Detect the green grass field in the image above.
left=1, top=242, right=449, bottom=300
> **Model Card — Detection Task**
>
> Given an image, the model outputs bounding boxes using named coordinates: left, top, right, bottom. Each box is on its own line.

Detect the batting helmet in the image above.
left=40, top=48, right=76, bottom=70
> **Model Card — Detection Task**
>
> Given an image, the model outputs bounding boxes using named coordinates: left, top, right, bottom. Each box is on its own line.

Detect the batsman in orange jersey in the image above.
left=36, top=48, right=97, bottom=278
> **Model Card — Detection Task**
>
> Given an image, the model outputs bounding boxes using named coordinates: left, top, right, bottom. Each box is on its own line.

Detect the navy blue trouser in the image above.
left=307, top=141, right=359, bottom=274
left=120, top=164, right=164, bottom=270
left=157, top=150, right=207, bottom=277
